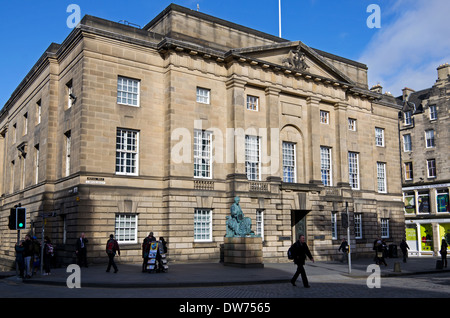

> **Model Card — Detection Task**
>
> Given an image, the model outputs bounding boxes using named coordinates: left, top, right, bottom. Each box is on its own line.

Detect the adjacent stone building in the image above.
left=398, top=64, right=450, bottom=256
left=0, top=4, right=404, bottom=269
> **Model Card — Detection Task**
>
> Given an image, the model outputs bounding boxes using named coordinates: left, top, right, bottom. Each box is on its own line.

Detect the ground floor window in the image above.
left=115, top=214, right=137, bottom=244
left=354, top=213, right=362, bottom=239
left=256, top=209, right=264, bottom=240
left=331, top=212, right=337, bottom=240
left=381, top=218, right=389, bottom=238
left=194, top=209, right=212, bottom=242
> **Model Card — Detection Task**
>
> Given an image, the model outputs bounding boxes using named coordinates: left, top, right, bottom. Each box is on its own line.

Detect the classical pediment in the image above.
left=230, top=41, right=357, bottom=86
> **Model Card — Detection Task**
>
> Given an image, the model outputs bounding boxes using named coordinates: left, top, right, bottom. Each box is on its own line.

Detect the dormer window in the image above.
left=404, top=111, right=412, bottom=125
left=429, top=105, right=437, bottom=120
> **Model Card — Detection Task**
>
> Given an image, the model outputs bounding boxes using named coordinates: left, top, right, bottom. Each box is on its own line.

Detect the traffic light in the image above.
left=8, top=208, right=16, bottom=230
left=341, top=212, right=348, bottom=229
left=15, top=207, right=26, bottom=230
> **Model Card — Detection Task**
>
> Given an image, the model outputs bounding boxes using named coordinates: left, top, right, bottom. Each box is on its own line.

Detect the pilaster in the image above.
left=307, top=96, right=322, bottom=184
left=334, top=102, right=349, bottom=187
left=226, top=77, right=247, bottom=176
left=265, top=87, right=281, bottom=179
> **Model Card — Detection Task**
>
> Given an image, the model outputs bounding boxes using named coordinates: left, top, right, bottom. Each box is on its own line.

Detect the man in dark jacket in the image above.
left=23, top=235, right=33, bottom=278
left=75, top=233, right=88, bottom=267
left=106, top=234, right=120, bottom=273
left=290, top=235, right=314, bottom=288
left=338, top=238, right=349, bottom=263
left=142, top=232, right=156, bottom=272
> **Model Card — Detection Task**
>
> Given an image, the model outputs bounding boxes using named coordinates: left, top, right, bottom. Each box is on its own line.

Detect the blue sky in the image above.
left=1, top=0, right=449, bottom=107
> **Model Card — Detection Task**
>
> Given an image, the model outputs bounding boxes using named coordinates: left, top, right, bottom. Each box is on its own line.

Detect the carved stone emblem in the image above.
left=282, top=46, right=309, bottom=71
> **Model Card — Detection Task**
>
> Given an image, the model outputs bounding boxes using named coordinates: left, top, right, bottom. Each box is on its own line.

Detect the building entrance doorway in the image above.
left=291, top=210, right=309, bottom=242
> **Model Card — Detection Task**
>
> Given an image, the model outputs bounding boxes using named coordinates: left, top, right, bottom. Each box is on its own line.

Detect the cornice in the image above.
left=159, top=39, right=359, bottom=93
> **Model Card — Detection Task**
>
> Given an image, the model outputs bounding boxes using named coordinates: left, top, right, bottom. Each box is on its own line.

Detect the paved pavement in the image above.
left=2, top=256, right=448, bottom=288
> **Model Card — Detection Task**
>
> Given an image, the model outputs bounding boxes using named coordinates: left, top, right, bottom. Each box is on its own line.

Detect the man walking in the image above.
left=400, top=239, right=410, bottom=263
left=106, top=234, right=120, bottom=273
left=338, top=238, right=349, bottom=263
left=290, top=235, right=314, bottom=288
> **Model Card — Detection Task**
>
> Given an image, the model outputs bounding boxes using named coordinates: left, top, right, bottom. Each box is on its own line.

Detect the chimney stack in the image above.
left=437, top=63, right=450, bottom=81
left=402, top=87, right=415, bottom=101
left=370, top=84, right=383, bottom=94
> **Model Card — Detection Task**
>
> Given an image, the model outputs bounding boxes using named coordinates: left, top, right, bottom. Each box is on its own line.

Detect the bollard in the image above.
left=394, top=262, right=401, bottom=272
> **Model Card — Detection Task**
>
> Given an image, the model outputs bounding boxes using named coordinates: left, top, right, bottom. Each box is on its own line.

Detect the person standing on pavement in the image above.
left=400, top=239, right=410, bottom=263
left=23, top=235, right=33, bottom=278
left=373, top=237, right=380, bottom=264
left=375, top=240, right=387, bottom=266
left=43, top=236, right=54, bottom=275
left=75, top=232, right=88, bottom=267
left=31, top=236, right=41, bottom=276
left=142, top=232, right=156, bottom=272
left=440, top=238, right=448, bottom=268
left=106, top=234, right=120, bottom=273
left=290, top=235, right=314, bottom=288
left=15, top=240, right=25, bottom=278
left=338, top=238, right=349, bottom=263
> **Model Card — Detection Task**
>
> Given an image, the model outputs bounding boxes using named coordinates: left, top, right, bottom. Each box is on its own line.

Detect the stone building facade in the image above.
left=398, top=64, right=450, bottom=256
left=0, top=4, right=404, bottom=269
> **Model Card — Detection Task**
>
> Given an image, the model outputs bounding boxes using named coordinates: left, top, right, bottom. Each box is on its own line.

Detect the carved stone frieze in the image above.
left=282, top=46, right=309, bottom=71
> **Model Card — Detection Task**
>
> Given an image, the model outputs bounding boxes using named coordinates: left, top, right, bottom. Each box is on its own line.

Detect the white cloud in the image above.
left=359, top=0, right=450, bottom=96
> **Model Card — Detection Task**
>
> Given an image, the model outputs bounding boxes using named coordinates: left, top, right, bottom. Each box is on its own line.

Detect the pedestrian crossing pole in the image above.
left=346, top=202, right=352, bottom=274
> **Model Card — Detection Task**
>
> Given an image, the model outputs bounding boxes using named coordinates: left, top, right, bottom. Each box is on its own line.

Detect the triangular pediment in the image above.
left=230, top=41, right=356, bottom=85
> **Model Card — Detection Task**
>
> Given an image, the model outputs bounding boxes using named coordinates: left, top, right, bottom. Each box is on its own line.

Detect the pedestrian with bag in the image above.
left=142, top=232, right=156, bottom=272
left=375, top=240, right=387, bottom=266
left=106, top=234, right=120, bottom=273
left=338, top=238, right=349, bottom=263
left=290, top=234, right=314, bottom=288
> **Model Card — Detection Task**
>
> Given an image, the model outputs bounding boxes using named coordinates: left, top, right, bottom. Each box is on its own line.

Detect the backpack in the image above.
left=46, top=243, right=54, bottom=255
left=287, top=243, right=297, bottom=260
left=106, top=240, right=115, bottom=254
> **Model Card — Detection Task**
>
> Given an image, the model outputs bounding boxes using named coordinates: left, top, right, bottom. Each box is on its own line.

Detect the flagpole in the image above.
left=278, top=0, right=282, bottom=38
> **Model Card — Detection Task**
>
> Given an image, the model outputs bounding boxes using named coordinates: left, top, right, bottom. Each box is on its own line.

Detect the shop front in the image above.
left=403, top=184, right=450, bottom=256
left=406, top=219, right=450, bottom=256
